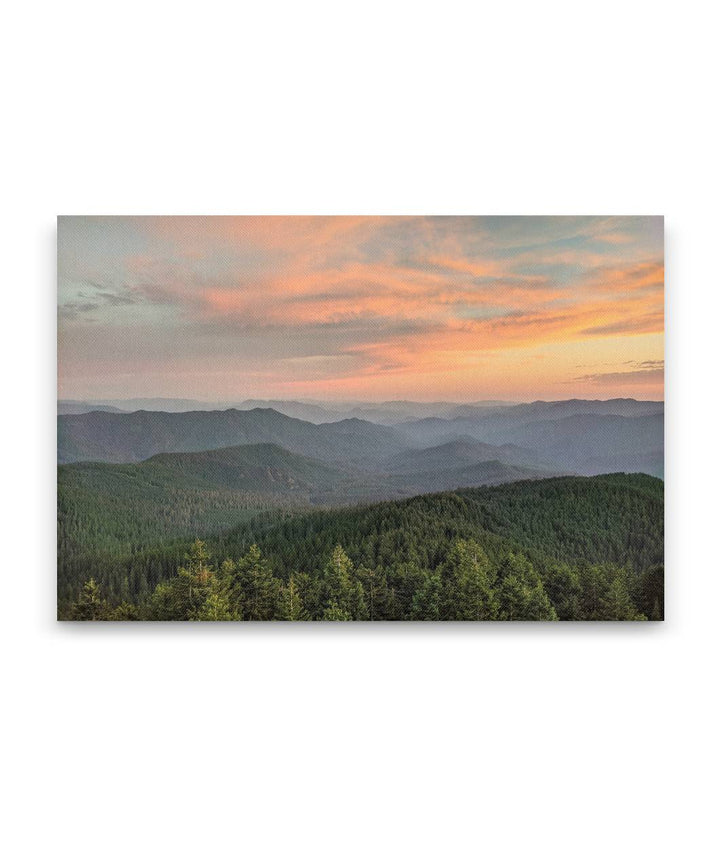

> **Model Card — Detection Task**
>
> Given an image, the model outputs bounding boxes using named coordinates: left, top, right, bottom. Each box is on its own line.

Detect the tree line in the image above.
left=64, top=537, right=662, bottom=621
left=59, top=474, right=664, bottom=620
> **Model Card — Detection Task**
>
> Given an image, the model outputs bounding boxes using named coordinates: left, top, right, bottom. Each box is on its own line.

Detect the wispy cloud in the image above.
left=57, top=216, right=664, bottom=400
left=573, top=360, right=665, bottom=385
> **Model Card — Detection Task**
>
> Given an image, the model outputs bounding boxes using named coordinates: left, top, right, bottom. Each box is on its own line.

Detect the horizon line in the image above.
left=59, top=394, right=665, bottom=406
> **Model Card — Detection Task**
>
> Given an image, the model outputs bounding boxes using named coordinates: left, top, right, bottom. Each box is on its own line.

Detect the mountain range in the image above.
left=58, top=398, right=664, bottom=478
left=60, top=396, right=656, bottom=424
left=57, top=407, right=407, bottom=468
left=57, top=397, right=664, bottom=618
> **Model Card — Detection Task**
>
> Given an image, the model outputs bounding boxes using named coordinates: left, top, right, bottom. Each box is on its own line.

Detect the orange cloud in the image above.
left=59, top=216, right=664, bottom=401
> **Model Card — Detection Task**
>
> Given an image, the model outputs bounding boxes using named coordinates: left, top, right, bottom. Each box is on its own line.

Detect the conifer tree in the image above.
left=633, top=564, right=664, bottom=621
left=410, top=572, right=442, bottom=620
left=599, top=567, right=644, bottom=620
left=323, top=545, right=354, bottom=604
left=109, top=601, right=139, bottom=620
left=495, top=554, right=556, bottom=621
left=236, top=544, right=280, bottom=620
left=450, top=540, right=497, bottom=621
left=356, top=565, right=389, bottom=621
left=146, top=579, right=177, bottom=620
left=392, top=560, right=426, bottom=620
left=542, top=563, right=581, bottom=620
left=280, top=575, right=307, bottom=621
left=321, top=545, right=367, bottom=619
left=167, top=539, right=213, bottom=617
left=195, top=590, right=232, bottom=621
left=217, top=558, right=244, bottom=619
left=71, top=578, right=108, bottom=621
left=577, top=564, right=606, bottom=620
left=145, top=540, right=217, bottom=620
left=70, top=578, right=109, bottom=620
left=322, top=601, right=352, bottom=620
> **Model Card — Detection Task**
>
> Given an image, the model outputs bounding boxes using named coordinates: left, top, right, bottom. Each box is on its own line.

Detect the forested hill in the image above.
left=216, top=473, right=663, bottom=587
left=57, top=407, right=408, bottom=466
left=57, top=442, right=552, bottom=572
left=61, top=473, right=664, bottom=621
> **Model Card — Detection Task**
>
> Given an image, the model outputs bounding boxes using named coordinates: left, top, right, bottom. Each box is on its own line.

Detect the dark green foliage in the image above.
left=321, top=546, right=368, bottom=620
left=233, top=544, right=281, bottom=620
left=109, top=601, right=140, bottom=620
left=575, top=564, right=645, bottom=621
left=280, top=575, right=307, bottom=621
left=411, top=573, right=442, bottom=620
left=57, top=439, right=562, bottom=608
left=57, top=452, right=305, bottom=605
left=633, top=564, right=665, bottom=621
left=599, top=568, right=645, bottom=621
left=59, top=474, right=663, bottom=621
left=322, top=602, right=353, bottom=621
left=70, top=578, right=109, bottom=620
left=145, top=539, right=219, bottom=620
left=494, top=553, right=556, bottom=620
left=195, top=591, right=233, bottom=621
left=438, top=540, right=497, bottom=620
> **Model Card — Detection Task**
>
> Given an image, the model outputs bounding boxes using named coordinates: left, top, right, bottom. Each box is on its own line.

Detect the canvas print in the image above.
left=58, top=216, right=664, bottom=621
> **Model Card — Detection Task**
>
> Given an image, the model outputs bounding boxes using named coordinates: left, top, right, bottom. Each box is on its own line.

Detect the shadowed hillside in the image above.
left=57, top=407, right=410, bottom=467
left=60, top=473, right=664, bottom=621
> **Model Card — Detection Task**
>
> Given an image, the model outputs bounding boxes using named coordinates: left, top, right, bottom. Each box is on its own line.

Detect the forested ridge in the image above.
left=57, top=402, right=664, bottom=620
left=60, top=473, right=664, bottom=621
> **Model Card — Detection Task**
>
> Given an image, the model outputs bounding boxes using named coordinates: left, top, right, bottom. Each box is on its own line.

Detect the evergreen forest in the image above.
left=59, top=471, right=664, bottom=621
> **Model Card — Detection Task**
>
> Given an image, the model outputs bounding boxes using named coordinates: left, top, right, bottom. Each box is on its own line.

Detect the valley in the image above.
left=58, top=398, right=664, bottom=620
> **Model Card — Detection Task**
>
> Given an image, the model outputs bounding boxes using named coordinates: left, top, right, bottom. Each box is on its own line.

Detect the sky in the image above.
left=58, top=216, right=664, bottom=402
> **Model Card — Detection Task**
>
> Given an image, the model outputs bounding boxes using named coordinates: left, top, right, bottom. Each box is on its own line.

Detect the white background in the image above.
left=2, top=1, right=717, bottom=854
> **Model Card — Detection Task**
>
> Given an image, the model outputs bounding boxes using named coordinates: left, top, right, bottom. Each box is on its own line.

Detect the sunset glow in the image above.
left=58, top=216, right=664, bottom=402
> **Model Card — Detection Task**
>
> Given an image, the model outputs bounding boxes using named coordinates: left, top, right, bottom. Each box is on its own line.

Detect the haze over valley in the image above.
left=58, top=396, right=664, bottom=483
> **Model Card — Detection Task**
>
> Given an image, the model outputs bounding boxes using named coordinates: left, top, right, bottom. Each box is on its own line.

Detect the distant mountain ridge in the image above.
left=61, top=442, right=348, bottom=500
left=58, top=396, right=663, bottom=424
left=386, top=438, right=545, bottom=473
left=58, top=398, right=664, bottom=478
left=59, top=439, right=555, bottom=508
left=397, top=404, right=664, bottom=478
left=57, top=407, right=409, bottom=468
left=58, top=401, right=126, bottom=415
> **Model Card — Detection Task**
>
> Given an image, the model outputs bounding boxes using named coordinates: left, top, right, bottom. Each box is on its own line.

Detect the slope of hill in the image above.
left=139, top=443, right=347, bottom=494
left=57, top=440, right=575, bottom=606
left=488, top=413, right=664, bottom=476
left=58, top=439, right=560, bottom=567
left=57, top=407, right=411, bottom=467
left=210, top=472, right=663, bottom=621
left=223, top=472, right=663, bottom=578
left=385, top=460, right=563, bottom=495
left=58, top=447, right=312, bottom=551
left=398, top=409, right=663, bottom=477
left=58, top=443, right=339, bottom=601
left=58, top=443, right=349, bottom=555
left=386, top=438, right=545, bottom=473
left=58, top=401, right=126, bottom=415
left=60, top=473, right=663, bottom=620
left=234, top=399, right=343, bottom=423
